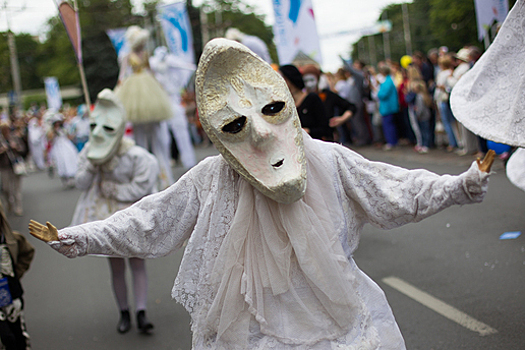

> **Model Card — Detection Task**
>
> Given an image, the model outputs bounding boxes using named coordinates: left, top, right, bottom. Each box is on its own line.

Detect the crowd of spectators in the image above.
left=294, top=45, right=494, bottom=160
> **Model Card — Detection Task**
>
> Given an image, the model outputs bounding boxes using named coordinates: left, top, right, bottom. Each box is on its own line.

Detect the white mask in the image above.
left=87, top=89, right=126, bottom=165
left=196, top=39, right=307, bottom=204
left=303, top=73, right=318, bottom=92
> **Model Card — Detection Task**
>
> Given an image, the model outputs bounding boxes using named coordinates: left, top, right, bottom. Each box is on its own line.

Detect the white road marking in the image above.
left=382, top=276, right=498, bottom=336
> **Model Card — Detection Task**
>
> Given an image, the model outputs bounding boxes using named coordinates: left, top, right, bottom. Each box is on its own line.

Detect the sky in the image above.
left=0, top=0, right=406, bottom=72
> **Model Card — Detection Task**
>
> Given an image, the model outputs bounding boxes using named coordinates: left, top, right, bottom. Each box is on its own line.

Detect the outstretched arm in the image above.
left=29, top=169, right=201, bottom=259
left=336, top=148, right=493, bottom=230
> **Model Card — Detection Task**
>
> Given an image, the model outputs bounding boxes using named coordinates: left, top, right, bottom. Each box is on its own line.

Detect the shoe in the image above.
left=419, top=146, right=429, bottom=154
left=136, top=310, right=154, bottom=334
left=117, top=310, right=131, bottom=334
left=382, top=144, right=393, bottom=151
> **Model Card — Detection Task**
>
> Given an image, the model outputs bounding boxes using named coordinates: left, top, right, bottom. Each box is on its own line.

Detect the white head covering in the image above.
left=43, top=110, right=64, bottom=124
left=125, top=25, right=149, bottom=50
left=450, top=0, right=525, bottom=147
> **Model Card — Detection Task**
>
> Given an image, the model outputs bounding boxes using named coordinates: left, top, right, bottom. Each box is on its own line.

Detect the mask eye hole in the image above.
left=222, top=116, right=247, bottom=134
left=262, top=101, right=285, bottom=116
left=90, top=123, right=96, bottom=131
left=103, top=126, right=115, bottom=133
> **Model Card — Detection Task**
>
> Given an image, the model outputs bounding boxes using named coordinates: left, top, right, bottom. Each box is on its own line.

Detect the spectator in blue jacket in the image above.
left=376, top=64, right=400, bottom=150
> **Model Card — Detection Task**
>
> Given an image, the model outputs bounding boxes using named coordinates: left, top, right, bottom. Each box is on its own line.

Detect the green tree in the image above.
left=0, top=33, right=41, bottom=94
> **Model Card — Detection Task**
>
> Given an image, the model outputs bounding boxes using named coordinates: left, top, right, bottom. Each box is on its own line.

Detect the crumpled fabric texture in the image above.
left=55, top=133, right=489, bottom=349
left=450, top=0, right=525, bottom=147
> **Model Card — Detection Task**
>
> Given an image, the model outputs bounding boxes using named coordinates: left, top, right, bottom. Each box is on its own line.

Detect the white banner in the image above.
left=44, top=77, right=62, bottom=111
left=272, top=0, right=322, bottom=65
left=157, top=2, right=195, bottom=65
left=474, top=0, right=509, bottom=40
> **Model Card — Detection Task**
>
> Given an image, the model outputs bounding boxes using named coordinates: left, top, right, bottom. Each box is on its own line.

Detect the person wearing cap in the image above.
left=279, top=64, right=332, bottom=140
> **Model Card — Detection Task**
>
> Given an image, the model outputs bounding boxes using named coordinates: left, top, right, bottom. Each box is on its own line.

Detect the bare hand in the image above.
left=28, top=220, right=59, bottom=242
left=476, top=149, right=496, bottom=173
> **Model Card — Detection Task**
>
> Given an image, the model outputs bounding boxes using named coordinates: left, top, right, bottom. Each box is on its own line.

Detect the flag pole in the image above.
left=72, top=0, right=91, bottom=111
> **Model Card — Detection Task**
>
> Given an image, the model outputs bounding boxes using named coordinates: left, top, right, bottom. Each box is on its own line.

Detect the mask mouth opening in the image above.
left=272, top=159, right=284, bottom=168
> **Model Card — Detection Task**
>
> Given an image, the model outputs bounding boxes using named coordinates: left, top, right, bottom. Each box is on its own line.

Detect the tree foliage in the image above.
left=352, top=0, right=519, bottom=65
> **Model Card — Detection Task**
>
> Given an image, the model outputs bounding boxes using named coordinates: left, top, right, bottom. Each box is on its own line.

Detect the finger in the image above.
left=29, top=219, right=45, bottom=228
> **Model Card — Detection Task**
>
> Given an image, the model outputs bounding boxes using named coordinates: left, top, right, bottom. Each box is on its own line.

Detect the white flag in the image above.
left=272, top=0, right=322, bottom=65
left=474, top=0, right=509, bottom=40
left=44, top=77, right=62, bottom=111
left=157, top=2, right=196, bottom=65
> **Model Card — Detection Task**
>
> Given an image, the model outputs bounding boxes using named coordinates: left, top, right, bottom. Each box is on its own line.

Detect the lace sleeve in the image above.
left=336, top=150, right=489, bottom=229
left=59, top=169, right=200, bottom=258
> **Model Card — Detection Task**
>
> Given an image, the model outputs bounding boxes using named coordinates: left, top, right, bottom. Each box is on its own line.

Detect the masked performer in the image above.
left=116, top=26, right=174, bottom=189
left=450, top=0, right=524, bottom=192
left=70, top=89, right=159, bottom=334
left=30, top=39, right=495, bottom=349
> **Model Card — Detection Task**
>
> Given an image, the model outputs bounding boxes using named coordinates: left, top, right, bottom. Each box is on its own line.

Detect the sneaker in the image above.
left=419, top=146, right=429, bottom=154
left=382, top=144, right=393, bottom=151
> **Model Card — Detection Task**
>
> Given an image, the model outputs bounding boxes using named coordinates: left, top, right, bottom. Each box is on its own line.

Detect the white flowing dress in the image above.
left=55, top=133, right=490, bottom=349
left=49, top=130, right=78, bottom=179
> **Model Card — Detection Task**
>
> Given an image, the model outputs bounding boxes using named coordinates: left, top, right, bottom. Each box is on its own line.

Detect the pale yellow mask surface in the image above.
left=196, top=39, right=306, bottom=203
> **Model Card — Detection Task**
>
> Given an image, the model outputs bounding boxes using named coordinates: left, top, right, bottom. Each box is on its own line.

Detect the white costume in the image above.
left=116, top=26, right=174, bottom=190
left=71, top=139, right=159, bottom=225
left=71, top=89, right=159, bottom=334
left=45, top=112, right=78, bottom=183
left=451, top=0, right=525, bottom=190
left=150, top=47, right=197, bottom=169
left=54, top=134, right=488, bottom=349
left=27, top=117, right=47, bottom=170
left=36, top=40, right=491, bottom=349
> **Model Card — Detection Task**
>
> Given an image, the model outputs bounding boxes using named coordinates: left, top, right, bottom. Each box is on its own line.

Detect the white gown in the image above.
left=70, top=138, right=159, bottom=226
left=27, top=118, right=47, bottom=170
left=56, top=133, right=489, bottom=349
left=49, top=129, right=78, bottom=179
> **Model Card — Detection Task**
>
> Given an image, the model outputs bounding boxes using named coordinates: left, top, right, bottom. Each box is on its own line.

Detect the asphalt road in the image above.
left=6, top=143, right=524, bottom=350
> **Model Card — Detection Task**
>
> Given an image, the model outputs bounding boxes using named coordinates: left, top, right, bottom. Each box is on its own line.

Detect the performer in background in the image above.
left=149, top=46, right=197, bottom=170
left=116, top=26, right=173, bottom=190
left=30, top=39, right=495, bottom=350
left=70, top=89, right=159, bottom=334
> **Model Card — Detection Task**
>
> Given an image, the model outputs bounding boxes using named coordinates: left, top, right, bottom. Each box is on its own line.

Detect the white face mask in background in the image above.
left=87, top=89, right=126, bottom=166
